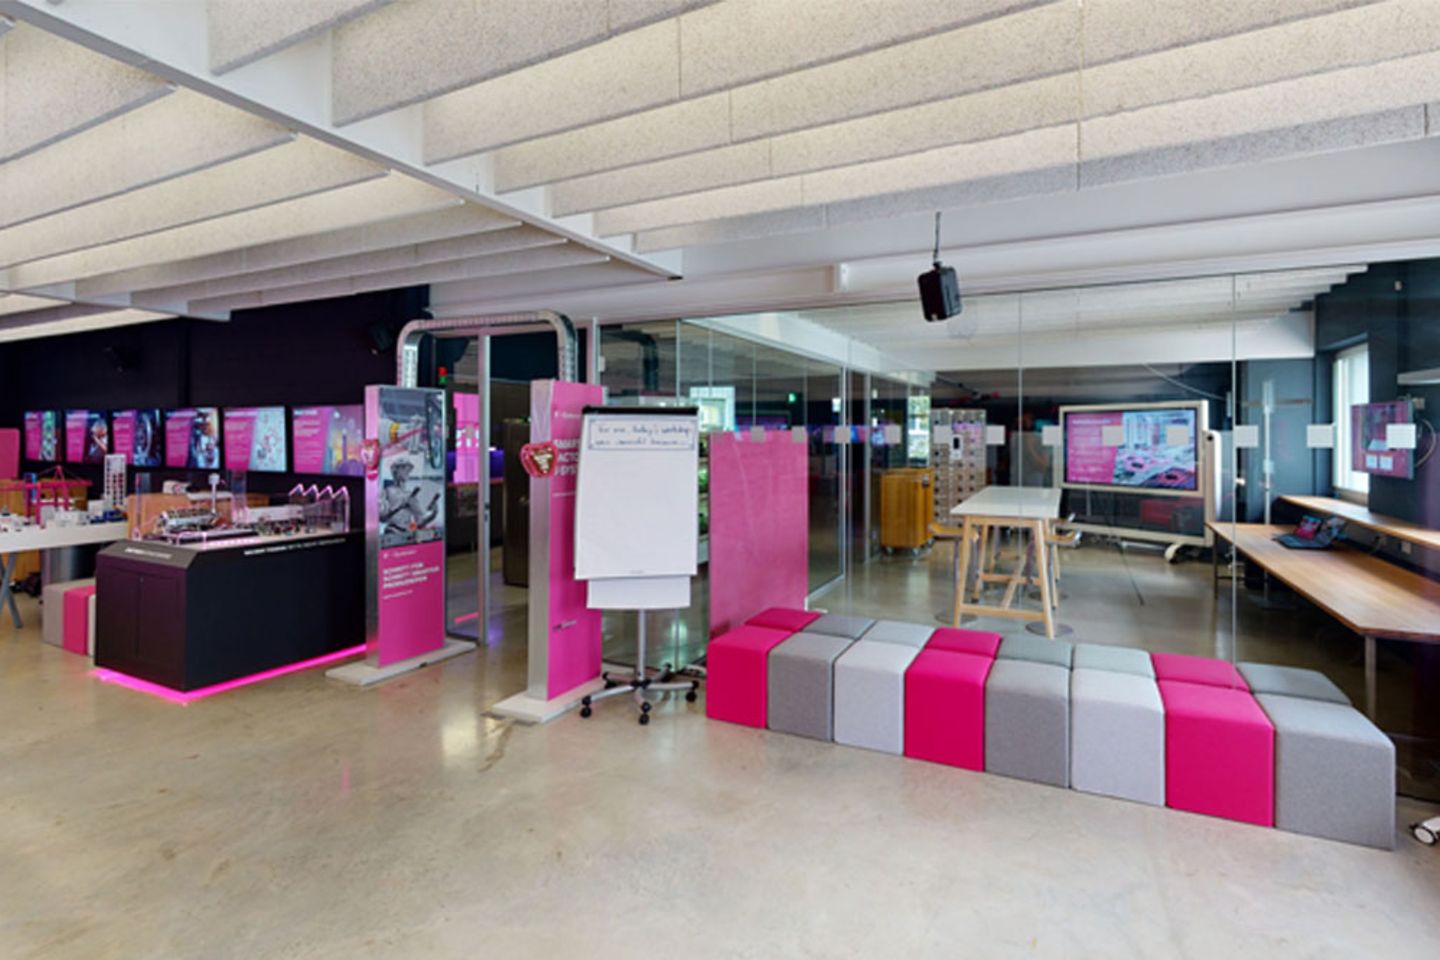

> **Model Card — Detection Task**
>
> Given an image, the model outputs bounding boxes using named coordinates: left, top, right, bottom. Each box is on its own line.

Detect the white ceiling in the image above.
left=1, top=0, right=1438, bottom=372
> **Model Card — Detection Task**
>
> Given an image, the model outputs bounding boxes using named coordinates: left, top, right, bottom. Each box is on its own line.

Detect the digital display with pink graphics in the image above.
left=222, top=406, right=288, bottom=473
left=1351, top=400, right=1414, bottom=480
left=65, top=410, right=109, bottom=464
left=112, top=409, right=163, bottom=466
left=165, top=408, right=222, bottom=469
left=1063, top=406, right=1199, bottom=492
left=292, top=405, right=364, bottom=476
left=24, top=411, right=60, bottom=461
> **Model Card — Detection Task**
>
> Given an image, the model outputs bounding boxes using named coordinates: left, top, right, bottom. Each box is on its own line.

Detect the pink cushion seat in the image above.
left=925, top=627, right=1003, bottom=659
left=904, top=649, right=994, bottom=771
left=1151, top=652, right=1248, bottom=690
left=1159, top=680, right=1275, bottom=827
left=746, top=607, right=821, bottom=633
left=62, top=584, right=97, bottom=657
left=706, top=625, right=794, bottom=728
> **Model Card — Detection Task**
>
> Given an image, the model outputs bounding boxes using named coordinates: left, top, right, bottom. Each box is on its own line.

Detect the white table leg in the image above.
left=0, top=553, right=20, bottom=629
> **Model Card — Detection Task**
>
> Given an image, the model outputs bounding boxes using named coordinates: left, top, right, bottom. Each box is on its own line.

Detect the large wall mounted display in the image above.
left=1061, top=402, right=1205, bottom=496
left=1351, top=400, right=1415, bottom=480
left=94, top=533, right=363, bottom=691
left=65, top=410, right=109, bottom=464
left=292, top=405, right=365, bottom=476
left=112, top=409, right=163, bottom=467
left=365, top=385, right=447, bottom=667
left=165, top=408, right=222, bottom=469
left=24, top=411, right=60, bottom=461
left=222, top=406, right=288, bottom=473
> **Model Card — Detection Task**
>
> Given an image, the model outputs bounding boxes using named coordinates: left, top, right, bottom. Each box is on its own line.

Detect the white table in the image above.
left=0, top=522, right=130, bottom=628
left=948, top=487, right=1063, bottom=638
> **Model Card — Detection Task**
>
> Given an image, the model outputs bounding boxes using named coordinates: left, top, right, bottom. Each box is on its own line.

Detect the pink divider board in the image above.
left=708, top=430, right=808, bottom=638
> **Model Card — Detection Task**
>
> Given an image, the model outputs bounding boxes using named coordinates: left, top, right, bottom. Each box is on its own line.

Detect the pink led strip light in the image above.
left=91, top=645, right=366, bottom=704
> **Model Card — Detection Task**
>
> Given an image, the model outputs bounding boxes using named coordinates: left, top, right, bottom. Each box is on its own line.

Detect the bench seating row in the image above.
left=705, top=609, right=1394, bottom=849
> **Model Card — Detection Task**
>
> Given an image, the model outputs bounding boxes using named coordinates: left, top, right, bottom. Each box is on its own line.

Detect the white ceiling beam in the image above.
left=0, top=20, right=173, bottom=162
left=0, top=137, right=385, bottom=268
left=0, top=87, right=292, bottom=230
left=9, top=174, right=463, bottom=290
left=0, top=304, right=174, bottom=342
left=208, top=0, right=391, bottom=74
left=138, top=224, right=564, bottom=305
left=188, top=244, right=612, bottom=314
left=75, top=204, right=522, bottom=298
left=0, top=290, right=63, bottom=316
left=426, top=262, right=670, bottom=318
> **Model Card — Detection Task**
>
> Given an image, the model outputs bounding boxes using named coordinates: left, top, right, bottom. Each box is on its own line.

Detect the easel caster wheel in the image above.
left=685, top=683, right=699, bottom=703
left=1414, top=824, right=1437, bottom=845
left=638, top=712, right=650, bottom=726
left=579, top=706, right=592, bottom=718
left=640, top=701, right=652, bottom=713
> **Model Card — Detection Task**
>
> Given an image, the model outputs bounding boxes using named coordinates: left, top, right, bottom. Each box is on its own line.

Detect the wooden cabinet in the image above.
left=880, top=468, right=934, bottom=552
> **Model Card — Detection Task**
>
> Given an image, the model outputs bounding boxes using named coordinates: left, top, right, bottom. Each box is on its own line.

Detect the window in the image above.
left=1333, top=343, right=1370, bottom=497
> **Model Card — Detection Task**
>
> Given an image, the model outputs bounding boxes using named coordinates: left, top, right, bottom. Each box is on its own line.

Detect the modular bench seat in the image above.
left=701, top=609, right=1395, bottom=849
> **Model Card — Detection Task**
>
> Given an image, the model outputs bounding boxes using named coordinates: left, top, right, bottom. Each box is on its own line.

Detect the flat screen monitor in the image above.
left=24, top=411, right=60, bottom=461
left=165, top=407, right=222, bottom=470
left=112, top=409, right=164, bottom=467
left=291, top=405, right=364, bottom=476
left=65, top=410, right=110, bottom=464
left=1351, top=400, right=1414, bottom=480
left=1062, top=405, right=1200, bottom=493
left=222, top=406, right=288, bottom=473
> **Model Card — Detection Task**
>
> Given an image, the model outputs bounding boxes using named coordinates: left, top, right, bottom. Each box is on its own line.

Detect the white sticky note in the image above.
left=931, top=424, right=949, bottom=444
left=1164, top=425, right=1189, bottom=447
left=749, top=426, right=766, bottom=442
left=1306, top=423, right=1335, bottom=449
left=792, top=426, right=806, bottom=444
left=1100, top=425, right=1125, bottom=447
left=1041, top=425, right=1061, bottom=447
left=985, top=425, right=1005, bottom=446
left=883, top=424, right=902, bottom=445
left=1386, top=422, right=1417, bottom=450
left=1234, top=425, right=1260, bottom=449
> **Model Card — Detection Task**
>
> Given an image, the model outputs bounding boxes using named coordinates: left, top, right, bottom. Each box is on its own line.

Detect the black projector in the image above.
left=918, top=262, right=961, bottom=321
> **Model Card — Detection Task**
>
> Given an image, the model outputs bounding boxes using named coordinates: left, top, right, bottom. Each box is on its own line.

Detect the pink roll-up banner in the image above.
left=708, top=429, right=809, bottom=638
left=528, top=379, right=605, bottom=700
left=365, top=384, right=448, bottom=667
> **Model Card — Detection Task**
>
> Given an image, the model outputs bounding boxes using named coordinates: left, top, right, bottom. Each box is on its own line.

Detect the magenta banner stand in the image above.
left=329, top=384, right=471, bottom=687
left=492, top=379, right=605, bottom=722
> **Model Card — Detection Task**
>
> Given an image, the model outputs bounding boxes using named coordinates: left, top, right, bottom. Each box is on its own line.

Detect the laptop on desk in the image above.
left=1274, top=515, right=1345, bottom=550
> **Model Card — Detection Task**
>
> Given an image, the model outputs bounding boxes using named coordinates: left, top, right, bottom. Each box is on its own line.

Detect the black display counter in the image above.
left=95, top=532, right=363, bottom=691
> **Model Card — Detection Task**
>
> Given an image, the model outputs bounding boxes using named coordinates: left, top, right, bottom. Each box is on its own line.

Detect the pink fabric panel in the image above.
left=705, top=625, right=792, bottom=728
left=0, top=429, right=18, bottom=479
left=1159, top=680, right=1275, bottom=827
left=62, top=585, right=97, bottom=656
left=1152, top=652, right=1248, bottom=689
left=926, top=627, right=1002, bottom=659
left=708, top=431, right=808, bottom=638
left=746, top=607, right=820, bottom=633
left=904, top=649, right=993, bottom=770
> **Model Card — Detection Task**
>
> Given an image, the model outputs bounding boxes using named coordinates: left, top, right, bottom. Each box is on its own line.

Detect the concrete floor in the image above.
left=2, top=545, right=1438, bottom=960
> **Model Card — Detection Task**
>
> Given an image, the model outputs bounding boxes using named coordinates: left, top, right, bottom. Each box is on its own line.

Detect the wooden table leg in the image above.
left=1033, top=519, right=1055, bottom=639
left=953, top=517, right=973, bottom=628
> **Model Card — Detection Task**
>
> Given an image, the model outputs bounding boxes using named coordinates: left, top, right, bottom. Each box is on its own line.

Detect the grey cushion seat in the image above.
left=806, top=613, right=875, bottom=641
left=1257, top=693, right=1395, bottom=849
left=860, top=619, right=934, bottom=648
left=1073, top=642, right=1155, bottom=678
left=997, top=633, right=1074, bottom=669
left=767, top=632, right=855, bottom=741
left=985, top=658, right=1071, bottom=787
left=833, top=640, right=922, bottom=754
left=1070, top=668, right=1165, bottom=805
left=1238, top=662, right=1350, bottom=706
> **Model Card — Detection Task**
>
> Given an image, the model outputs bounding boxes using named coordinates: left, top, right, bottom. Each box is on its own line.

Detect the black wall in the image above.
left=0, top=287, right=425, bottom=502
left=1315, top=259, right=1440, bottom=527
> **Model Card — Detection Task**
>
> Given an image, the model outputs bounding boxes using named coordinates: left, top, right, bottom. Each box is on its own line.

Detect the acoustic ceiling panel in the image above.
left=0, top=88, right=292, bottom=230
left=0, top=137, right=385, bottom=268
left=0, top=22, right=173, bottom=163
left=0, top=306, right=174, bottom=343
left=0, top=291, right=64, bottom=317
left=549, top=141, right=772, bottom=216
left=208, top=0, right=392, bottom=73
left=9, top=175, right=462, bottom=289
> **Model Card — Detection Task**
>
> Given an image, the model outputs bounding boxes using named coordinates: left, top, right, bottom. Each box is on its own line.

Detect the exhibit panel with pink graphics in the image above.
left=708, top=429, right=809, bottom=637
left=364, top=385, right=449, bottom=668
left=292, top=405, right=364, bottom=476
left=222, top=407, right=288, bottom=473
left=528, top=379, right=605, bottom=700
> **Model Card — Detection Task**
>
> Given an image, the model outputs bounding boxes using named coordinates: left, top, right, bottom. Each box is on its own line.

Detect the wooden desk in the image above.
left=1209, top=521, right=1440, bottom=717
left=1279, top=495, right=1440, bottom=552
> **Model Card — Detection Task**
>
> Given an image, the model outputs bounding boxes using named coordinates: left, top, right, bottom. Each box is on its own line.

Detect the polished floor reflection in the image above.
left=2, top=546, right=1437, bottom=959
